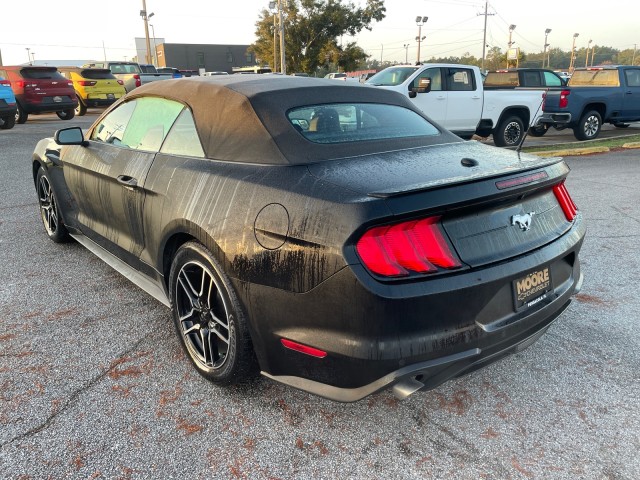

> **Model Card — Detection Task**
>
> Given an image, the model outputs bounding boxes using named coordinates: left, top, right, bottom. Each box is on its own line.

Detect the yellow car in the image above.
left=58, top=67, right=126, bottom=116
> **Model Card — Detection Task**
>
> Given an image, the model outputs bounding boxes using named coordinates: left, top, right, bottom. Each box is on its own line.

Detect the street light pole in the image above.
left=269, top=2, right=277, bottom=72
left=25, top=47, right=31, bottom=65
left=403, top=44, right=409, bottom=64
left=585, top=39, right=592, bottom=67
left=150, top=24, right=158, bottom=66
left=507, top=24, right=516, bottom=68
left=543, top=28, right=551, bottom=68
left=415, top=16, right=428, bottom=64
left=569, top=33, right=579, bottom=72
left=278, top=0, right=286, bottom=75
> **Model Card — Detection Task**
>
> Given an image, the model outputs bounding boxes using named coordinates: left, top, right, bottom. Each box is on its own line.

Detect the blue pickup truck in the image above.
left=536, top=65, right=640, bottom=140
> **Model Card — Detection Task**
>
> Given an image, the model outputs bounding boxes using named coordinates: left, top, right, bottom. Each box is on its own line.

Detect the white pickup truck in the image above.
left=366, top=64, right=546, bottom=147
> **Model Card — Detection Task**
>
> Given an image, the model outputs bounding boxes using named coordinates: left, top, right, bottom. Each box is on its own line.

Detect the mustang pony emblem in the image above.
left=511, top=212, right=535, bottom=231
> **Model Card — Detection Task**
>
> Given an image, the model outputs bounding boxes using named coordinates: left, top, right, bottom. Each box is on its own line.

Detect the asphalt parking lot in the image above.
left=1, top=114, right=639, bottom=479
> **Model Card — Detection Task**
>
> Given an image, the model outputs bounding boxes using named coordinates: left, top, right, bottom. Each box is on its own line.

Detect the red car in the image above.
left=0, top=66, right=78, bottom=123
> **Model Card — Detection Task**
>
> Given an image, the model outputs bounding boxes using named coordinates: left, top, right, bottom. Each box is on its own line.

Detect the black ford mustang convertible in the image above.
left=32, top=75, right=585, bottom=402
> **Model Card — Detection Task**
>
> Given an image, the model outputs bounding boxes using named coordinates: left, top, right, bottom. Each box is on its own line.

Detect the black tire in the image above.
left=0, top=115, right=16, bottom=130
left=613, top=123, right=630, bottom=129
left=169, top=241, right=256, bottom=385
left=573, top=110, right=602, bottom=141
left=56, top=109, right=75, bottom=120
left=15, top=104, right=28, bottom=124
left=36, top=167, right=69, bottom=243
left=75, top=100, right=87, bottom=116
left=528, top=125, right=548, bottom=137
left=493, top=115, right=525, bottom=147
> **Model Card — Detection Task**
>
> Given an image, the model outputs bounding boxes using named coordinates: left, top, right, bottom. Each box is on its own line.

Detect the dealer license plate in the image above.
left=512, top=267, right=553, bottom=310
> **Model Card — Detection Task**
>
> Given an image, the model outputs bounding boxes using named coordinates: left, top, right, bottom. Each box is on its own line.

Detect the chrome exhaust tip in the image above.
left=392, top=377, right=425, bottom=400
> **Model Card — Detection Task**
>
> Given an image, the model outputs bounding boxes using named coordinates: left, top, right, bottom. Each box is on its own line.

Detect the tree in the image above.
left=250, top=0, right=386, bottom=74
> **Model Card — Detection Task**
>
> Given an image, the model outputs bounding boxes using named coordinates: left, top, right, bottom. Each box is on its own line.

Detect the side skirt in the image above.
left=70, top=233, right=170, bottom=307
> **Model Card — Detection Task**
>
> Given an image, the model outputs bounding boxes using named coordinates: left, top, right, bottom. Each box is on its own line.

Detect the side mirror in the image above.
left=417, top=77, right=432, bottom=93
left=55, top=127, right=88, bottom=146
left=409, top=77, right=432, bottom=96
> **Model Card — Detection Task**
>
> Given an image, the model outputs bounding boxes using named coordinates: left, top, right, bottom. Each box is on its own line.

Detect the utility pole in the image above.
left=477, top=1, right=494, bottom=71
left=633, top=44, right=637, bottom=66
left=380, top=44, right=383, bottom=64
left=140, top=0, right=152, bottom=64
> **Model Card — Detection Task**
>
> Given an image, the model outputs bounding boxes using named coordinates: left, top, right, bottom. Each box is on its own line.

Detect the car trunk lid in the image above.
left=307, top=141, right=560, bottom=199
left=308, top=141, right=574, bottom=269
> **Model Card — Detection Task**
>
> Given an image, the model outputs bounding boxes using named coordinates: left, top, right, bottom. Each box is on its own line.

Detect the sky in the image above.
left=0, top=0, right=638, bottom=66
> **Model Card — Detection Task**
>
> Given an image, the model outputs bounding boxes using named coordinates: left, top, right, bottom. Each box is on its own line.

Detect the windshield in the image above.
left=287, top=103, right=439, bottom=144
left=366, top=67, right=418, bottom=86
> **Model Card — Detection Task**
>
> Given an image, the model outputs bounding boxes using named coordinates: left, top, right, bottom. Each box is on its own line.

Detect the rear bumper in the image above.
left=536, top=112, right=572, bottom=127
left=246, top=215, right=586, bottom=402
left=264, top=293, right=576, bottom=402
left=18, top=96, right=78, bottom=113
left=81, top=97, right=119, bottom=108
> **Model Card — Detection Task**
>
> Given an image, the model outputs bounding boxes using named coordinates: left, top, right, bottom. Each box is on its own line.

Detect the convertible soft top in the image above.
left=127, top=75, right=460, bottom=165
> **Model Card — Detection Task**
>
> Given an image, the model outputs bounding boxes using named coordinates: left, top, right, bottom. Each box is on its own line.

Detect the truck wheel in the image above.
left=56, top=109, right=75, bottom=120
left=15, top=104, right=28, bottom=124
left=574, top=110, right=601, bottom=140
left=0, top=115, right=16, bottom=130
left=528, top=125, right=548, bottom=137
left=493, top=115, right=524, bottom=147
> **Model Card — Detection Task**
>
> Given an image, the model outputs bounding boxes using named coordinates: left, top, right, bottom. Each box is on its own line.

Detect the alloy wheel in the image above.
left=175, top=260, right=231, bottom=371
left=504, top=121, right=522, bottom=145
left=37, top=174, right=59, bottom=236
left=584, top=115, right=600, bottom=138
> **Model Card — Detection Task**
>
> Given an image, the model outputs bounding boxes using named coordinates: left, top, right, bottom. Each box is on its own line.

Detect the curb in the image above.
left=622, top=142, right=640, bottom=149
left=530, top=146, right=610, bottom=158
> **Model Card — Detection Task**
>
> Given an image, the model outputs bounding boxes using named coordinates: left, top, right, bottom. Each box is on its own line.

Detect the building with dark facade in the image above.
left=155, top=43, right=260, bottom=73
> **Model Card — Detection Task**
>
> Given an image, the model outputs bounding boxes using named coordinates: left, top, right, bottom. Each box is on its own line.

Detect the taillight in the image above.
left=553, top=182, right=578, bottom=221
left=133, top=74, right=141, bottom=87
left=15, top=80, right=36, bottom=89
left=117, top=79, right=124, bottom=85
left=77, top=80, right=97, bottom=86
left=559, top=89, right=570, bottom=108
left=0, top=79, right=10, bottom=86
left=356, top=216, right=462, bottom=278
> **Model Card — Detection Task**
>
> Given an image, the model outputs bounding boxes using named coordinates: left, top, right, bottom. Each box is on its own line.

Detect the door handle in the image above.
left=471, top=96, right=481, bottom=100
left=117, top=175, right=138, bottom=188
left=436, top=95, right=446, bottom=100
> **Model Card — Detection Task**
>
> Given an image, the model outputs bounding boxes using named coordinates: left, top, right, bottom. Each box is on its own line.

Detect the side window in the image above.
left=121, top=97, right=184, bottom=151
left=160, top=109, right=205, bottom=157
left=625, top=69, right=640, bottom=87
left=446, top=68, right=475, bottom=91
left=523, top=71, right=542, bottom=87
left=413, top=68, right=442, bottom=91
left=543, top=71, right=563, bottom=87
left=91, top=100, right=138, bottom=145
